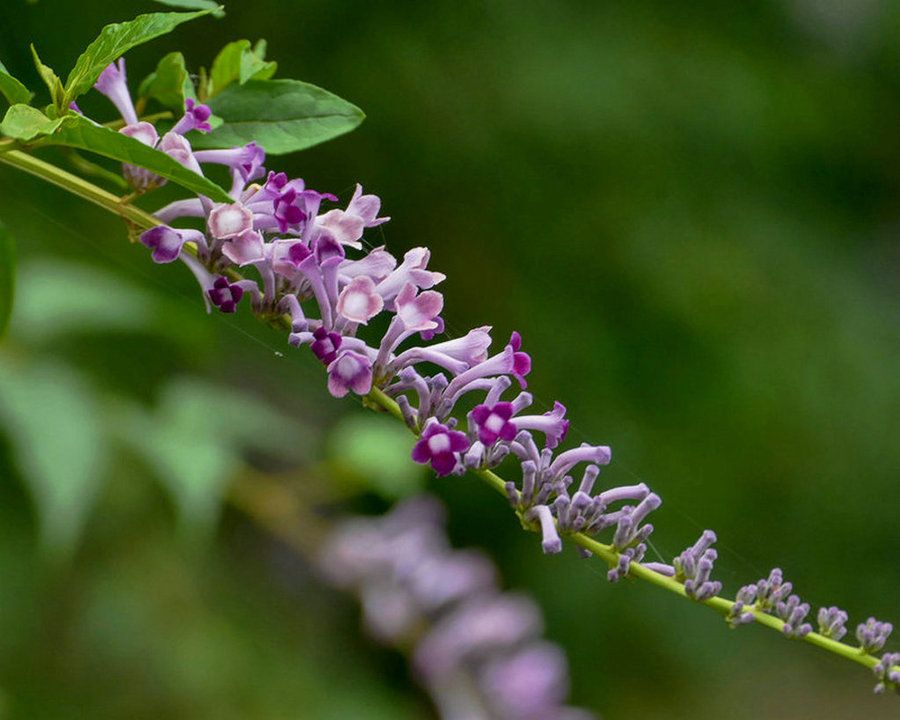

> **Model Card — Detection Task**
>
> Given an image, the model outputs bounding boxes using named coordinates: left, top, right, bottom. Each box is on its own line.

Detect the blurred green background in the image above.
left=1, top=0, right=900, bottom=717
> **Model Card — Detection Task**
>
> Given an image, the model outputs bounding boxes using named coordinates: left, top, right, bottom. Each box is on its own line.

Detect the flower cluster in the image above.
left=319, top=495, right=595, bottom=720
left=96, top=58, right=668, bottom=567
left=92, top=55, right=898, bottom=692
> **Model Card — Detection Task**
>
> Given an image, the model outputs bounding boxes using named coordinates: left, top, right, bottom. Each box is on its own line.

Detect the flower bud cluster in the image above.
left=817, top=606, right=848, bottom=641
left=319, top=495, right=595, bottom=720
left=857, top=617, right=894, bottom=655
left=873, top=652, right=900, bottom=695
left=673, top=530, right=723, bottom=602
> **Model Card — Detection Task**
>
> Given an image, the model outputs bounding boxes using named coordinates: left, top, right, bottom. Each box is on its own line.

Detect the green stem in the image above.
left=361, top=385, right=881, bottom=674
left=0, top=149, right=160, bottom=229
left=1, top=147, right=889, bottom=684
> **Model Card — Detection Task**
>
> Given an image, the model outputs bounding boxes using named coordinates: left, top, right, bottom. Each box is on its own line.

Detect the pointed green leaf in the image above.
left=239, top=45, right=276, bottom=84
left=209, top=40, right=278, bottom=99
left=138, top=51, right=194, bottom=112
left=30, top=114, right=232, bottom=202
left=191, top=78, right=364, bottom=155
left=0, top=61, right=33, bottom=106
left=0, top=224, right=14, bottom=342
left=30, top=45, right=65, bottom=109
left=209, top=40, right=247, bottom=97
left=152, top=0, right=225, bottom=18
left=0, top=104, right=63, bottom=141
left=63, top=9, right=219, bottom=105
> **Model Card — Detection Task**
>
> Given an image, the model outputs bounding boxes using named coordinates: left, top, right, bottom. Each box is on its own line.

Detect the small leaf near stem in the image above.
left=62, top=8, right=221, bottom=107
left=0, top=61, right=33, bottom=106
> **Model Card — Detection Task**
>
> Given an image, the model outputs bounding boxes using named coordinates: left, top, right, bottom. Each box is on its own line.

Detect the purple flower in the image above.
left=310, top=326, right=342, bottom=365
left=208, top=202, right=254, bottom=239
left=508, top=330, right=532, bottom=388
left=414, top=594, right=544, bottom=678
left=208, top=276, right=244, bottom=313
left=318, top=495, right=596, bottom=718
left=338, top=246, right=397, bottom=284
left=316, top=184, right=390, bottom=249
left=327, top=350, right=373, bottom=397
left=511, top=401, right=569, bottom=449
left=481, top=642, right=571, bottom=717
left=527, top=504, right=563, bottom=554
left=172, top=97, right=213, bottom=134
left=411, top=420, right=470, bottom=476
left=471, top=402, right=517, bottom=445
left=120, top=122, right=164, bottom=190
left=270, top=239, right=311, bottom=283
left=94, top=58, right=138, bottom=125
left=394, top=326, right=493, bottom=375
left=195, top=142, right=266, bottom=180
left=375, top=247, right=446, bottom=306
left=120, top=122, right=158, bottom=148
left=221, top=229, right=266, bottom=267
left=272, top=187, right=308, bottom=232
left=158, top=132, right=203, bottom=175
left=139, top=225, right=203, bottom=263
left=336, top=275, right=384, bottom=324
left=395, top=283, right=443, bottom=332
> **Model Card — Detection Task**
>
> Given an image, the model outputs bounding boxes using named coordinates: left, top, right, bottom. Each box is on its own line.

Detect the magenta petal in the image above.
left=431, top=452, right=457, bottom=477
left=411, top=439, right=431, bottom=464
left=499, top=423, right=518, bottom=442
left=471, top=405, right=492, bottom=425
left=493, top=402, right=514, bottom=421
left=448, top=430, right=471, bottom=453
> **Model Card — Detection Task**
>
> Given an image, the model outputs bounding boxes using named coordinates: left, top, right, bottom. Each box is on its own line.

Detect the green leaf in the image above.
left=114, top=377, right=314, bottom=538
left=0, top=359, right=107, bottom=561
left=31, top=114, right=233, bottom=202
left=208, top=39, right=276, bottom=99
left=138, top=51, right=194, bottom=112
left=152, top=0, right=225, bottom=18
left=209, top=40, right=248, bottom=97
left=12, top=258, right=215, bottom=351
left=240, top=42, right=277, bottom=84
left=30, top=45, right=65, bottom=109
left=0, top=225, right=14, bottom=342
left=63, top=8, right=219, bottom=106
left=0, top=104, right=63, bottom=141
left=326, top=415, right=422, bottom=500
left=192, top=79, right=365, bottom=154
left=13, top=259, right=160, bottom=341
left=0, top=61, right=33, bottom=106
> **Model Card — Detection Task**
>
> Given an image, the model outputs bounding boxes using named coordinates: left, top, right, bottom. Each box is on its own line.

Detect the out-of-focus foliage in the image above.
left=1, top=0, right=900, bottom=718
left=0, top=225, right=13, bottom=340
